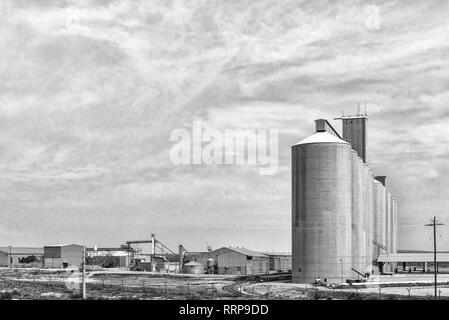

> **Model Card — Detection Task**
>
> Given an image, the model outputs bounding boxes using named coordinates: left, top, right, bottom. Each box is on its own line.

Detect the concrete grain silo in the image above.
left=372, top=180, right=386, bottom=260
left=392, top=199, right=398, bottom=254
left=363, top=166, right=374, bottom=274
left=390, top=197, right=396, bottom=254
left=292, top=128, right=353, bottom=284
left=385, top=191, right=392, bottom=255
left=351, top=151, right=365, bottom=274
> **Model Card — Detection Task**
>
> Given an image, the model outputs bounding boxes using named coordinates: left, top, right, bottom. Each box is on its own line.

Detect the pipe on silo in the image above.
left=292, top=134, right=352, bottom=284
left=351, top=151, right=365, bottom=274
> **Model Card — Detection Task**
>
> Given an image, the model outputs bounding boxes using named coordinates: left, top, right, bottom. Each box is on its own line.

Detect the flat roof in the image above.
left=262, top=252, right=292, bottom=256
left=0, top=247, right=44, bottom=255
left=44, top=244, right=84, bottom=248
left=378, top=252, right=449, bottom=263
left=225, top=247, right=267, bottom=257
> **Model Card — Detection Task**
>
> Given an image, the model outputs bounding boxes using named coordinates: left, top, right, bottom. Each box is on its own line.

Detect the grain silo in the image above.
left=390, top=197, right=397, bottom=254
left=351, top=151, right=365, bottom=274
left=363, top=165, right=374, bottom=275
left=372, top=180, right=386, bottom=260
left=385, top=191, right=392, bottom=254
left=392, top=199, right=398, bottom=254
left=292, top=125, right=353, bottom=283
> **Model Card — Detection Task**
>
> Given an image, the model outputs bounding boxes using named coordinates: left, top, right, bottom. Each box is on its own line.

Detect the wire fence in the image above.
left=0, top=274, right=259, bottom=299
left=1, top=273, right=448, bottom=300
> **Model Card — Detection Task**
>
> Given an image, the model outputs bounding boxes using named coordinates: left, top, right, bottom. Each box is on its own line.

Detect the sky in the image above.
left=1, top=0, right=449, bottom=252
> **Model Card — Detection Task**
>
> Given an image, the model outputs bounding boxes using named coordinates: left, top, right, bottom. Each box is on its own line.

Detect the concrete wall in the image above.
left=351, top=152, right=365, bottom=274
left=342, top=117, right=367, bottom=162
left=373, top=180, right=386, bottom=260
left=292, top=141, right=353, bottom=283
left=363, top=166, right=374, bottom=275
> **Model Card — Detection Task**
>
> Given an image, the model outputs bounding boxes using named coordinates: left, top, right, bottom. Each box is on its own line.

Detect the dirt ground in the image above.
left=2, top=268, right=449, bottom=300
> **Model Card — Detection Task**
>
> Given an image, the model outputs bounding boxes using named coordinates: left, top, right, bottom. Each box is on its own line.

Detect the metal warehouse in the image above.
left=263, top=252, right=292, bottom=273
left=0, top=247, right=44, bottom=267
left=209, top=247, right=269, bottom=275
left=44, top=244, right=85, bottom=269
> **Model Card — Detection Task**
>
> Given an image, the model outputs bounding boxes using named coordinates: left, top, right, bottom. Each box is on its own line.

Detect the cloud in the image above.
left=1, top=0, right=449, bottom=251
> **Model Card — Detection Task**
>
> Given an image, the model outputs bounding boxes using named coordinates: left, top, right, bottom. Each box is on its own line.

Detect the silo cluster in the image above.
left=292, top=117, right=399, bottom=284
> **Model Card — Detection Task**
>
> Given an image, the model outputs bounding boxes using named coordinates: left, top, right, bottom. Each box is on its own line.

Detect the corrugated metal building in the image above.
left=44, top=244, right=84, bottom=268
left=86, top=248, right=130, bottom=268
left=210, top=247, right=269, bottom=275
left=263, top=252, right=292, bottom=272
left=0, top=247, right=44, bottom=267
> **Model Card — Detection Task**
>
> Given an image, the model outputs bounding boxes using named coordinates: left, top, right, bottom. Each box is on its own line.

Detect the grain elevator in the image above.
left=292, top=114, right=398, bottom=284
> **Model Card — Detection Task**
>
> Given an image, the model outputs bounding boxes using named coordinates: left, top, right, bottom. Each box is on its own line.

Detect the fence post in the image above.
left=378, top=287, right=382, bottom=300
left=102, top=279, right=105, bottom=290
left=142, top=280, right=145, bottom=293
left=407, top=287, right=411, bottom=298
left=164, top=281, right=167, bottom=295
left=121, top=280, right=124, bottom=292
left=187, top=283, right=190, bottom=295
left=267, top=286, right=271, bottom=299
left=49, top=275, right=52, bottom=287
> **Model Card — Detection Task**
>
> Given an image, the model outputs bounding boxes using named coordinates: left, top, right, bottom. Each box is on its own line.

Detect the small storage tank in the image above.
left=292, top=131, right=353, bottom=283
left=182, top=261, right=204, bottom=274
left=206, top=258, right=214, bottom=268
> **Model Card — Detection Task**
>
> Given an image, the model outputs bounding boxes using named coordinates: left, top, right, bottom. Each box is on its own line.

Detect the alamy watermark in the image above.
left=169, top=121, right=278, bottom=175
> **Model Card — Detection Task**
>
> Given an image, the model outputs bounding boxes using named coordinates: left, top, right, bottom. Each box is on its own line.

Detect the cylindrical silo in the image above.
left=292, top=132, right=353, bottom=284
left=182, top=261, right=204, bottom=274
left=390, top=197, right=396, bottom=254
left=372, top=180, right=386, bottom=261
left=363, top=166, right=374, bottom=275
left=392, top=199, right=398, bottom=254
left=351, top=151, right=365, bottom=274
left=385, top=191, right=392, bottom=254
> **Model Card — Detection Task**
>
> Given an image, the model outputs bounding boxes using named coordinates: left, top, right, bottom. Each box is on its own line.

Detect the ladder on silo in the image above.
left=372, top=240, right=387, bottom=251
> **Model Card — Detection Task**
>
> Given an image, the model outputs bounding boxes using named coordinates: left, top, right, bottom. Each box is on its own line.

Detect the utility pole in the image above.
left=425, top=217, right=444, bottom=300
left=82, top=246, right=86, bottom=300
left=339, top=258, right=343, bottom=283
left=8, top=246, right=12, bottom=269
